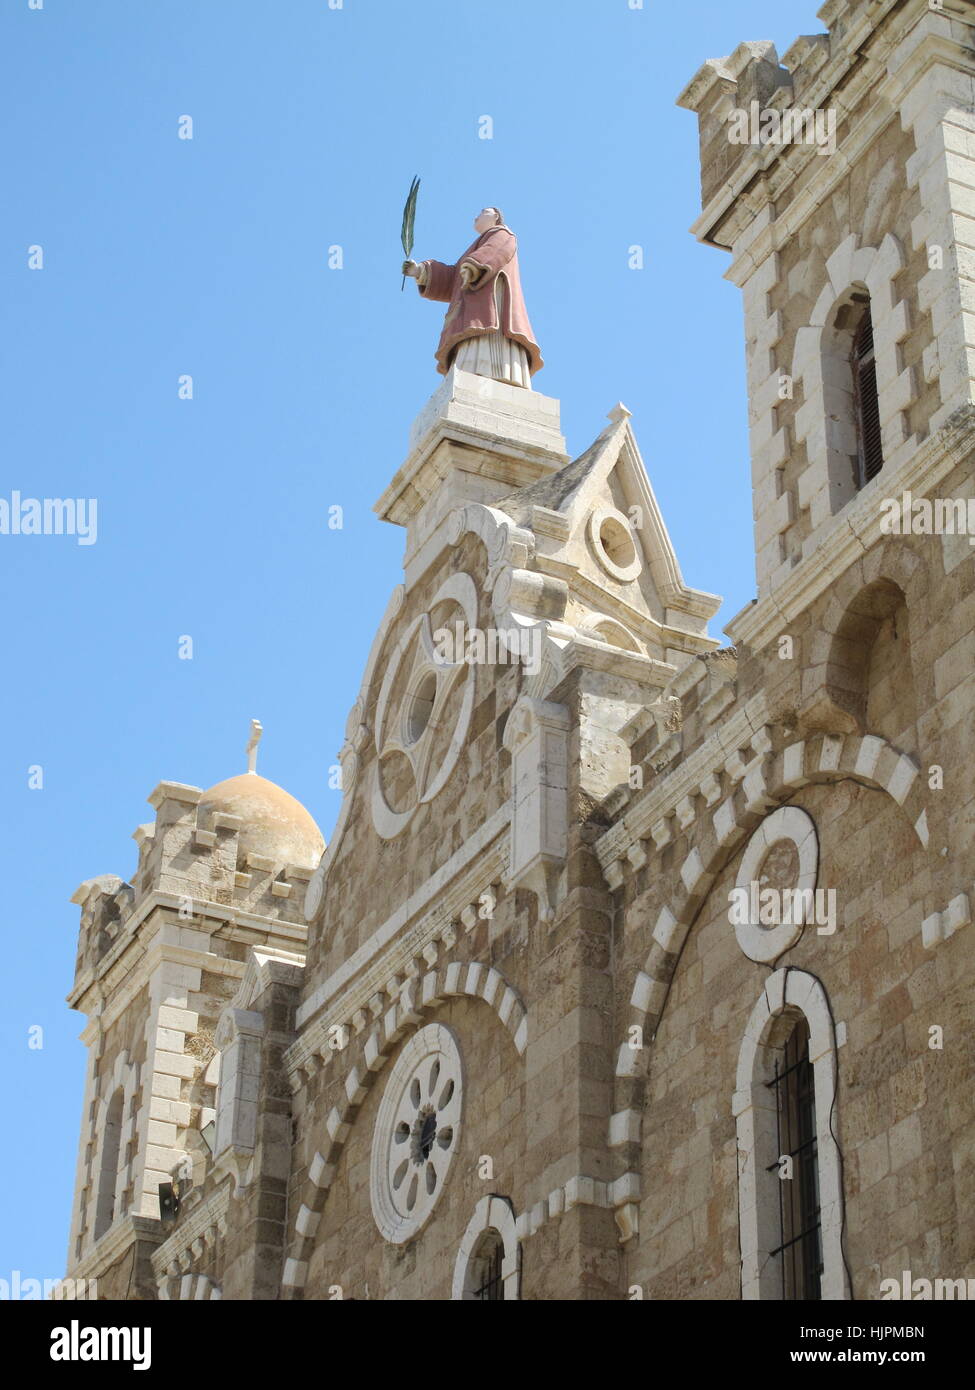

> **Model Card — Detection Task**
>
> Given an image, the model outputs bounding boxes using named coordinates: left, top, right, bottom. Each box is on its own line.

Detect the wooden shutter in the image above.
left=852, top=308, right=884, bottom=485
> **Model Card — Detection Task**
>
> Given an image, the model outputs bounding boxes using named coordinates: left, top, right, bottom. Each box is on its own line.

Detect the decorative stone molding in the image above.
left=732, top=806, right=819, bottom=962
left=370, top=1023, right=463, bottom=1244
left=452, top=1196, right=520, bottom=1300
left=304, top=585, right=404, bottom=922
left=374, top=368, right=568, bottom=540
left=448, top=502, right=575, bottom=697
left=72, top=899, right=305, bottom=1040
left=605, top=729, right=927, bottom=1240
left=901, top=33, right=975, bottom=432
left=282, top=966, right=527, bottom=1293
left=735, top=969, right=848, bottom=1301
left=294, top=804, right=510, bottom=1042
left=513, top=1174, right=616, bottom=1243
left=160, top=1272, right=221, bottom=1301
left=501, top=695, right=569, bottom=921
left=922, top=890, right=971, bottom=949
left=69, top=1215, right=166, bottom=1289
left=150, top=1185, right=230, bottom=1296
left=596, top=696, right=771, bottom=890
left=600, top=727, right=925, bottom=902
left=445, top=404, right=721, bottom=705
left=587, top=505, right=643, bottom=583
left=371, top=572, right=479, bottom=840
left=729, top=396, right=975, bottom=658
left=287, top=892, right=512, bottom=1089
left=790, top=234, right=914, bottom=557
left=211, top=1008, right=264, bottom=1195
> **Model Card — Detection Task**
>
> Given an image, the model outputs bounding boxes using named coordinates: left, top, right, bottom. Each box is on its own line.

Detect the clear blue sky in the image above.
left=1, top=0, right=812, bottom=1284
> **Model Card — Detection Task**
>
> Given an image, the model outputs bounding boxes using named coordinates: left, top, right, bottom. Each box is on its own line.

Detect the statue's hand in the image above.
left=402, top=259, right=420, bottom=278
left=459, top=261, right=478, bottom=289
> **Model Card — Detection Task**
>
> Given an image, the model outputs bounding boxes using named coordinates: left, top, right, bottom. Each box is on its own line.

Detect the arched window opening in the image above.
left=816, top=286, right=886, bottom=516
left=826, top=578, right=915, bottom=744
left=768, top=1016, right=823, bottom=1300
left=93, top=1088, right=124, bottom=1241
left=851, top=304, right=884, bottom=487
left=736, top=969, right=847, bottom=1300
left=453, top=1195, right=520, bottom=1300
left=466, top=1229, right=505, bottom=1301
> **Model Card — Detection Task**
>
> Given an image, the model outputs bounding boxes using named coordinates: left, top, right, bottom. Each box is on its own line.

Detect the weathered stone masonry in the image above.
left=64, top=0, right=975, bottom=1301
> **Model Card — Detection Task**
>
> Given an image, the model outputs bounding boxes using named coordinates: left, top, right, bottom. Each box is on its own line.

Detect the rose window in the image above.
left=370, top=1023, right=463, bottom=1243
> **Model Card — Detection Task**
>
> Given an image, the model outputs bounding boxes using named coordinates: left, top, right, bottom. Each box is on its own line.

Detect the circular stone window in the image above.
left=731, top=806, right=819, bottom=963
left=587, top=507, right=642, bottom=582
left=370, top=1023, right=463, bottom=1244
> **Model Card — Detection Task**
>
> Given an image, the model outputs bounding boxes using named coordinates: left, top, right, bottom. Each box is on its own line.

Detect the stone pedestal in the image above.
left=374, top=369, right=568, bottom=571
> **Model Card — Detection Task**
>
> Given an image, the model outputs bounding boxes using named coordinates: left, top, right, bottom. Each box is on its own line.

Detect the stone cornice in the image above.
left=68, top=891, right=307, bottom=1020
left=150, top=1183, right=232, bottom=1279
left=67, top=1214, right=164, bottom=1282
left=553, top=634, right=676, bottom=690
left=726, top=406, right=975, bottom=652
left=374, top=370, right=567, bottom=530
left=594, top=691, right=770, bottom=879
left=534, top=555, right=719, bottom=657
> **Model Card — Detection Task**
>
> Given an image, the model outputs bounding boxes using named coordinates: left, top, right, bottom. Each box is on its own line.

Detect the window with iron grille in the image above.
left=469, top=1230, right=505, bottom=1301
left=766, top=1017, right=823, bottom=1299
left=852, top=305, right=884, bottom=487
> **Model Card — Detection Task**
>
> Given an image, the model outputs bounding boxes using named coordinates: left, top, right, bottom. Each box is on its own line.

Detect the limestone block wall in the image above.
left=301, top=995, right=526, bottom=1300
left=141, top=782, right=316, bottom=922
left=68, top=1002, right=148, bottom=1265
left=217, top=976, right=299, bottom=1300
left=679, top=1, right=975, bottom=598
left=602, top=497, right=975, bottom=1298
left=150, top=964, right=302, bottom=1303
left=901, top=14, right=975, bottom=432
left=302, top=530, right=521, bottom=994
left=64, top=2, right=975, bottom=1303
left=66, top=761, right=318, bottom=1282
left=625, top=770, right=973, bottom=1298
left=743, top=97, right=931, bottom=592
left=283, top=777, right=622, bottom=1302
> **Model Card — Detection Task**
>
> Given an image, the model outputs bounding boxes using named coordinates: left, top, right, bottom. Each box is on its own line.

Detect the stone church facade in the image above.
left=64, top=0, right=975, bottom=1300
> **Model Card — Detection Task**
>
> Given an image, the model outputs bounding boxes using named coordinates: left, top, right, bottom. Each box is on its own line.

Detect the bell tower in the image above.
left=65, top=747, right=323, bottom=1299
left=678, top=0, right=975, bottom=603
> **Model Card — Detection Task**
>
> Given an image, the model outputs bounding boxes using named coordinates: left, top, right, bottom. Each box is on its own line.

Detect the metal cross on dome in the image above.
left=245, top=718, right=263, bottom=774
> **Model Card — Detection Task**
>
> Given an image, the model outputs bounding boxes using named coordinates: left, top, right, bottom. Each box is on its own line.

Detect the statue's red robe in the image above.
left=417, top=225, right=543, bottom=377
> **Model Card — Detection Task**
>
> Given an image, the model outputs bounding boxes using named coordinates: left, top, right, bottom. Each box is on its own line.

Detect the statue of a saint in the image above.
left=402, top=207, right=543, bottom=388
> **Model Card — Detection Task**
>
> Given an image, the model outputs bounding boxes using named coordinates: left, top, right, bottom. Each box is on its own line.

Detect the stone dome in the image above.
left=199, top=773, right=325, bottom=868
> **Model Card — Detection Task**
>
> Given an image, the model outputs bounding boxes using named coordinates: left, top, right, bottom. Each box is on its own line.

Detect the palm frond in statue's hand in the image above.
left=400, top=175, right=420, bottom=291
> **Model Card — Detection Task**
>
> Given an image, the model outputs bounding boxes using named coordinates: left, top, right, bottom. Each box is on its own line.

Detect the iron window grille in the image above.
left=766, top=1018, right=824, bottom=1299
left=471, top=1232, right=505, bottom=1301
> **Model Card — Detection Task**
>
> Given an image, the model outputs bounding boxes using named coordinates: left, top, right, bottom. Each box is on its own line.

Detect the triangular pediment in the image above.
left=496, top=404, right=720, bottom=664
